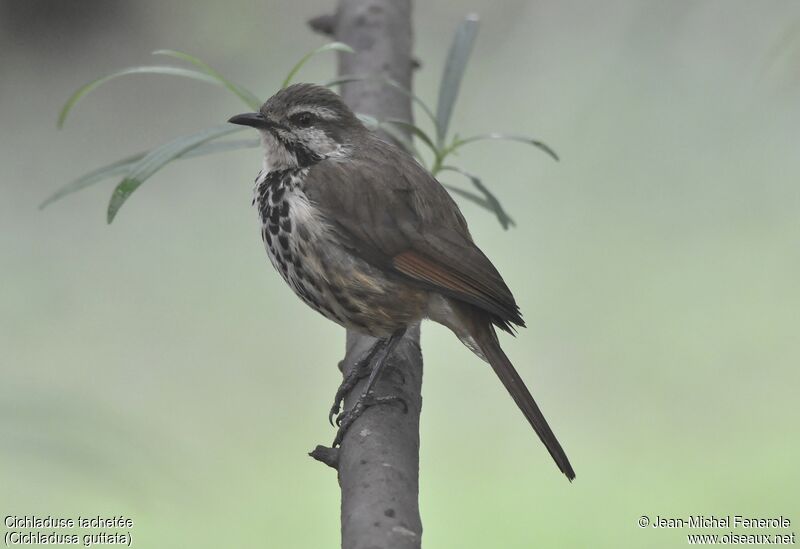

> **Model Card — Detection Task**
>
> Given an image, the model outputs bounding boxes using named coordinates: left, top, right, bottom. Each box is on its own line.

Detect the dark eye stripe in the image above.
left=291, top=112, right=314, bottom=126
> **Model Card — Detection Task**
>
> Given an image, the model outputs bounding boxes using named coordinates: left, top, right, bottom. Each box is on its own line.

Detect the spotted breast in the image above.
left=253, top=167, right=428, bottom=337
left=255, top=168, right=334, bottom=316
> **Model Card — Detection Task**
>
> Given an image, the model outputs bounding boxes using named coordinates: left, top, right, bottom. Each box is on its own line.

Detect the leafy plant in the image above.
left=377, top=14, right=558, bottom=229
left=45, top=15, right=556, bottom=229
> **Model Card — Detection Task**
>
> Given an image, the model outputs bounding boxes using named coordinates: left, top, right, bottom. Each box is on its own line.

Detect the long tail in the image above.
left=474, top=322, right=576, bottom=481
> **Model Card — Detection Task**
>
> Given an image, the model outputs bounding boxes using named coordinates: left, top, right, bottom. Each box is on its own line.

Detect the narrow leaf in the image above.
left=40, top=153, right=143, bottom=209
left=324, top=75, right=371, bottom=88
left=106, top=125, right=241, bottom=223
left=441, top=165, right=515, bottom=229
left=435, top=14, right=480, bottom=146
left=382, top=119, right=438, bottom=156
left=182, top=137, right=261, bottom=156
left=40, top=137, right=258, bottom=210
left=282, top=42, right=355, bottom=89
left=376, top=123, right=422, bottom=162
left=58, top=66, right=219, bottom=128
left=442, top=184, right=491, bottom=208
left=380, top=77, right=438, bottom=129
left=454, top=133, right=559, bottom=161
left=153, top=49, right=262, bottom=109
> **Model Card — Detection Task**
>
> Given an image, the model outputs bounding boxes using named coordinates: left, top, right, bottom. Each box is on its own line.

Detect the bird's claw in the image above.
left=326, top=347, right=381, bottom=425
left=328, top=364, right=407, bottom=427
left=332, top=392, right=408, bottom=447
left=328, top=404, right=340, bottom=427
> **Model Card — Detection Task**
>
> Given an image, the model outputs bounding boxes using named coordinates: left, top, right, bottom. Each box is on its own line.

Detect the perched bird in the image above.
left=229, top=83, right=575, bottom=480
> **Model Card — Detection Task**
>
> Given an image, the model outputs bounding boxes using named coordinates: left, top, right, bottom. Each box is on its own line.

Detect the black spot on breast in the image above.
left=263, top=228, right=272, bottom=246
left=280, top=218, right=292, bottom=233
left=269, top=205, right=281, bottom=225
left=271, top=185, right=285, bottom=204
left=278, top=234, right=290, bottom=250
left=269, top=223, right=279, bottom=235
left=280, top=201, right=290, bottom=217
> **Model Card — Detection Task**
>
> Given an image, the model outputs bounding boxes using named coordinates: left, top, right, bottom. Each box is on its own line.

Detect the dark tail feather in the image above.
left=476, top=325, right=576, bottom=481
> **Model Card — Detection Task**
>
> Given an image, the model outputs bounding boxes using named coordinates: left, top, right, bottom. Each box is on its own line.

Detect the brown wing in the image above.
left=304, top=134, right=524, bottom=332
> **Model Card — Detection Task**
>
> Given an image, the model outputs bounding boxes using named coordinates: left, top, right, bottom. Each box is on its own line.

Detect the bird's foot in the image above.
left=327, top=342, right=386, bottom=426
left=332, top=392, right=408, bottom=447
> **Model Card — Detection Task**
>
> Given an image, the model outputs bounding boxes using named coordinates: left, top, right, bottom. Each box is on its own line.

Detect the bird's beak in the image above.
left=228, top=112, right=272, bottom=130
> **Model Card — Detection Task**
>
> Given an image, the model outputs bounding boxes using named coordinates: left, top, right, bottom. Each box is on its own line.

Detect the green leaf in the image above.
left=153, top=49, right=262, bottom=109
left=379, top=77, right=438, bottom=129
left=282, top=42, right=355, bottom=89
left=40, top=153, right=144, bottom=209
left=382, top=119, right=438, bottom=157
left=182, top=137, right=261, bottom=156
left=442, top=183, right=491, bottom=208
left=440, top=165, right=515, bottom=229
left=40, top=137, right=258, bottom=210
left=324, top=75, right=370, bottom=88
left=106, top=125, right=242, bottom=223
left=453, top=133, right=559, bottom=161
left=435, top=14, right=480, bottom=146
left=376, top=123, right=422, bottom=163
left=58, top=66, right=220, bottom=128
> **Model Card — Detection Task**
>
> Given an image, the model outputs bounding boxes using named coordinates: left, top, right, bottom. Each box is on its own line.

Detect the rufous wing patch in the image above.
left=393, top=250, right=481, bottom=301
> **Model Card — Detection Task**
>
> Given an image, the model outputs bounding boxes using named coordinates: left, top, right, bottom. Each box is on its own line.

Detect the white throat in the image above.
left=260, top=130, right=297, bottom=173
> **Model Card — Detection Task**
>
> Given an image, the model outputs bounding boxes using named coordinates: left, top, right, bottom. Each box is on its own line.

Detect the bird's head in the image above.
left=229, top=83, right=365, bottom=171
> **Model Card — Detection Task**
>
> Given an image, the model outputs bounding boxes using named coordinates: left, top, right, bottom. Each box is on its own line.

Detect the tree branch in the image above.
left=307, top=1, right=422, bottom=548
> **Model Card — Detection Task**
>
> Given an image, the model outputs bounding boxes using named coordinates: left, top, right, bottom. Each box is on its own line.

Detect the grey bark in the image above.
left=307, top=1, right=422, bottom=548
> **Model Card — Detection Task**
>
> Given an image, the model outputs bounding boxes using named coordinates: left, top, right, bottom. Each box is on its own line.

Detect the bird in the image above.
left=229, top=83, right=575, bottom=481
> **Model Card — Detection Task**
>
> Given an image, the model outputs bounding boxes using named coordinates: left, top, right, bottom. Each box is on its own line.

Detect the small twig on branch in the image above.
left=309, top=445, right=340, bottom=469
left=308, top=13, right=421, bottom=70
left=308, top=14, right=336, bottom=37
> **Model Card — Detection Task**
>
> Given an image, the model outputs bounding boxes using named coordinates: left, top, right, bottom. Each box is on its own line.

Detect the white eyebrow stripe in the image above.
left=288, top=105, right=339, bottom=120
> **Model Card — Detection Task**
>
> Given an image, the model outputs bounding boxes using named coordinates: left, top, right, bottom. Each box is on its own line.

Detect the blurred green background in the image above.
left=2, top=1, right=799, bottom=547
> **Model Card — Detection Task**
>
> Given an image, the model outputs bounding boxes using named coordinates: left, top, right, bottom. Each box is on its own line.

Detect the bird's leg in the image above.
left=332, top=328, right=407, bottom=447
left=328, top=338, right=387, bottom=425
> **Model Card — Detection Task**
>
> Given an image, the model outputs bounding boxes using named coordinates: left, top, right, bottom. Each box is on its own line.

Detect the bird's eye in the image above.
left=293, top=112, right=314, bottom=127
